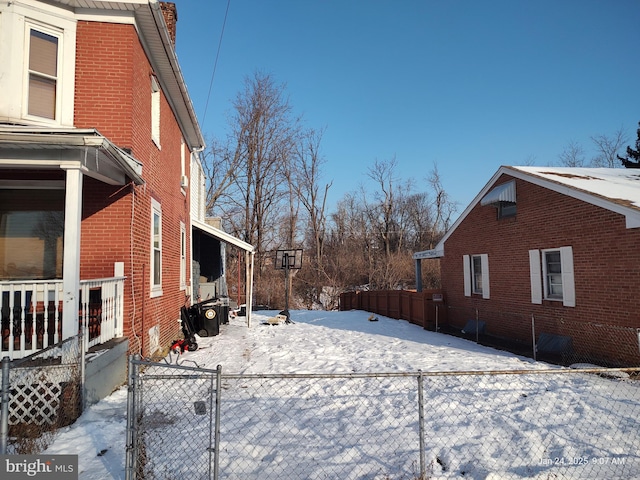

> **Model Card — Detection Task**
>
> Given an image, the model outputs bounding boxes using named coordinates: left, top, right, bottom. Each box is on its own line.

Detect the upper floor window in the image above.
left=27, top=28, right=59, bottom=119
left=497, top=201, right=516, bottom=219
left=0, top=5, right=75, bottom=126
left=481, top=180, right=516, bottom=219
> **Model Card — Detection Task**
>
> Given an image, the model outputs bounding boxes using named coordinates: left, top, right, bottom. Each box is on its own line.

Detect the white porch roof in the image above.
left=0, top=127, right=144, bottom=185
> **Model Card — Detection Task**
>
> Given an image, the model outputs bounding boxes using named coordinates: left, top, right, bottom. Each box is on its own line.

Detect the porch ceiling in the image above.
left=0, top=128, right=144, bottom=185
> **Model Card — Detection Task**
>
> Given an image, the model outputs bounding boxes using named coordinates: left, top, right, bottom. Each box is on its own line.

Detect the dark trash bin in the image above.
left=189, top=298, right=228, bottom=336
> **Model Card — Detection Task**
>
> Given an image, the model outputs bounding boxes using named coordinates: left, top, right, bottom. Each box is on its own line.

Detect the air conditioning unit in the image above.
left=180, top=175, right=189, bottom=188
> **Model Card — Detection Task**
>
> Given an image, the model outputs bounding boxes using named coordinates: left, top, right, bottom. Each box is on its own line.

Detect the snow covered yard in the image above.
left=45, top=310, right=640, bottom=479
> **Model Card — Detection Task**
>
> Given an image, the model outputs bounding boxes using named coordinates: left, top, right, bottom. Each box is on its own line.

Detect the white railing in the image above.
left=0, top=277, right=125, bottom=360
left=79, top=276, right=125, bottom=350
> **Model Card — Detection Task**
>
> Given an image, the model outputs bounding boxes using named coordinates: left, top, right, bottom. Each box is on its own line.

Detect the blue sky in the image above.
left=173, top=0, right=640, bottom=213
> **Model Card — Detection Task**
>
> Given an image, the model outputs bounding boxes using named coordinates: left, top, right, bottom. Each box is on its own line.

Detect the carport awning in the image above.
left=192, top=219, right=254, bottom=253
left=481, top=180, right=516, bottom=206
left=192, top=218, right=255, bottom=328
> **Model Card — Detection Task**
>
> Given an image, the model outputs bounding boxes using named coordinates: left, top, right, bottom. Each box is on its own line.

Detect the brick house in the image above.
left=0, top=0, right=255, bottom=393
left=414, top=166, right=640, bottom=366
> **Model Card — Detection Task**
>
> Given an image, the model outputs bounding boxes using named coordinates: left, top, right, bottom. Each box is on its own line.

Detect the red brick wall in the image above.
left=75, top=21, right=191, bottom=356
left=441, top=173, right=640, bottom=364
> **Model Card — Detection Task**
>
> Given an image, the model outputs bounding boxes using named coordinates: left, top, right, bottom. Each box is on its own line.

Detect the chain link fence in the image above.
left=0, top=335, right=82, bottom=455
left=444, top=305, right=640, bottom=367
left=126, top=356, right=640, bottom=479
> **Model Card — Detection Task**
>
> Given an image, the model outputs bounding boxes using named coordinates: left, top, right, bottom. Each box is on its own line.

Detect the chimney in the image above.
left=160, top=2, right=178, bottom=45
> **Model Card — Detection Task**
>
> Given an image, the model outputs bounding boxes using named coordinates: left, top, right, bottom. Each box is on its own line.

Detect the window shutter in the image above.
left=560, top=246, right=575, bottom=307
left=463, top=255, right=471, bottom=297
left=481, top=254, right=490, bottom=299
left=529, top=249, right=542, bottom=304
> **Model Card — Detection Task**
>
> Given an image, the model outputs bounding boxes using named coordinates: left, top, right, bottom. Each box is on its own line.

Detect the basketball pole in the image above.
left=284, top=253, right=291, bottom=314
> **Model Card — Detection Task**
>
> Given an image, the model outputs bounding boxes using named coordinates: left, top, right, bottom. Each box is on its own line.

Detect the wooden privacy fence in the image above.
left=339, top=290, right=446, bottom=329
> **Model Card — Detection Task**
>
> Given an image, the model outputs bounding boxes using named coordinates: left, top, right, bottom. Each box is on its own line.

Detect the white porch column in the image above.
left=62, top=167, right=83, bottom=339
left=245, top=251, right=254, bottom=328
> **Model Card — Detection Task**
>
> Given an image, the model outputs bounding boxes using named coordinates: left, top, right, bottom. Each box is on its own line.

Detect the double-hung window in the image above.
left=529, top=247, right=575, bottom=307
left=26, top=25, right=60, bottom=120
left=151, top=199, right=162, bottom=297
left=463, top=254, right=490, bottom=299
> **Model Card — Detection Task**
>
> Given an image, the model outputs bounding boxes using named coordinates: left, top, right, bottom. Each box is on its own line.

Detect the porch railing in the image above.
left=0, top=277, right=125, bottom=360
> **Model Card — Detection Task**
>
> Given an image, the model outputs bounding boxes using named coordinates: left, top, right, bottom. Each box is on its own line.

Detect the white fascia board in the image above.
left=428, top=167, right=510, bottom=255
left=192, top=219, right=255, bottom=253
left=504, top=166, right=640, bottom=230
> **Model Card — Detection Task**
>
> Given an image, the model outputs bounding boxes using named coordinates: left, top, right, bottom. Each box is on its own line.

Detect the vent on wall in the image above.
left=180, top=175, right=189, bottom=188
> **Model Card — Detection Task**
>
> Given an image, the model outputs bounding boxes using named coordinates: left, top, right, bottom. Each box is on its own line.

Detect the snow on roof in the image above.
left=416, top=166, right=640, bottom=258
left=509, top=166, right=640, bottom=211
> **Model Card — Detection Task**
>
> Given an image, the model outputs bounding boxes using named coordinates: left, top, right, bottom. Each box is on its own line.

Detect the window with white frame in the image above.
left=529, top=247, right=575, bottom=307
left=180, top=222, right=186, bottom=290
left=26, top=24, right=60, bottom=120
left=463, top=254, right=490, bottom=299
left=151, top=199, right=162, bottom=296
left=0, top=6, right=75, bottom=126
left=151, top=76, right=161, bottom=148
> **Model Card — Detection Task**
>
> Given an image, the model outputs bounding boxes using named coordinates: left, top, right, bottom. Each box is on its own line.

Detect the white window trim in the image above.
left=151, top=198, right=163, bottom=298
left=529, top=246, right=575, bottom=307
left=180, top=221, right=187, bottom=291
left=23, top=23, right=62, bottom=122
left=151, top=76, right=161, bottom=149
left=463, top=254, right=490, bottom=299
left=0, top=3, right=76, bottom=126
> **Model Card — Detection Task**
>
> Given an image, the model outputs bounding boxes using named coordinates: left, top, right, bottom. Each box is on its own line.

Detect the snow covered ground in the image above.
left=44, top=309, right=640, bottom=479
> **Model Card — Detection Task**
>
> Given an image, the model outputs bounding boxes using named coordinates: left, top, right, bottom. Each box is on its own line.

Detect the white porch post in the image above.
left=62, top=167, right=83, bottom=340
left=245, top=251, right=254, bottom=328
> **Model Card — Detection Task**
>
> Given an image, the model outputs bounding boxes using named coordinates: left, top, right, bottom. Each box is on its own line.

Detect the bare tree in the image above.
left=426, top=163, right=457, bottom=249
left=558, top=140, right=586, bottom=167
left=291, top=127, right=333, bottom=306
left=207, top=72, right=301, bottom=305
left=202, top=137, right=241, bottom=213
left=591, top=127, right=628, bottom=168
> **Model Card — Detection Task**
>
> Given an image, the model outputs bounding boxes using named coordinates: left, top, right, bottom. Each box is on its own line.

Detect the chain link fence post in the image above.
left=417, top=370, right=426, bottom=479
left=125, top=354, right=140, bottom=480
left=0, top=356, right=9, bottom=455
left=213, top=364, right=222, bottom=480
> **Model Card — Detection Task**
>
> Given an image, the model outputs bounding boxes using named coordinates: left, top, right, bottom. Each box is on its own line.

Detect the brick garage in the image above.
left=425, top=166, right=640, bottom=366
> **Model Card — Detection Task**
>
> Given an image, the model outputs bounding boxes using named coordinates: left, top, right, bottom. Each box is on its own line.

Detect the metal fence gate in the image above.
left=125, top=356, right=640, bottom=479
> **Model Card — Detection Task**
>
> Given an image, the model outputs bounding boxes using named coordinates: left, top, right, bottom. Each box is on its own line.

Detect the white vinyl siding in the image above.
left=0, top=5, right=76, bottom=126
